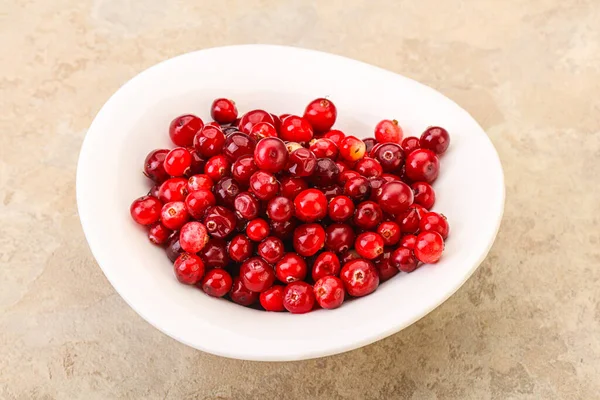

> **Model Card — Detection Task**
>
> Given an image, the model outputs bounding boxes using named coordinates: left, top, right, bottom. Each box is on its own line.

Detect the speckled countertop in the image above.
left=2, top=0, right=599, bottom=399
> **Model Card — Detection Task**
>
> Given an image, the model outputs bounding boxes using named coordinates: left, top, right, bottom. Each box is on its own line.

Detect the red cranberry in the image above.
left=229, top=277, right=258, bottom=306
left=186, top=148, right=205, bottom=176
left=267, top=196, right=294, bottom=222
left=148, top=184, right=160, bottom=198
left=253, top=137, right=288, bottom=173
left=294, top=189, right=327, bottom=222
left=401, top=136, right=420, bottom=155
left=375, top=119, right=403, bottom=143
left=249, top=122, right=278, bottom=141
left=212, top=177, right=239, bottom=207
left=148, top=222, right=171, bottom=245
left=375, top=250, right=399, bottom=281
left=391, top=247, right=419, bottom=272
left=312, top=251, right=341, bottom=281
left=381, top=173, right=401, bottom=182
left=231, top=155, right=258, bottom=185
left=144, top=149, right=169, bottom=183
left=325, top=223, right=355, bottom=253
left=170, top=114, right=203, bottom=147
left=223, top=132, right=256, bottom=162
left=420, top=126, right=450, bottom=155
left=363, top=138, right=377, bottom=154
left=344, top=176, right=371, bottom=201
left=395, top=206, right=421, bottom=234
left=260, top=285, right=285, bottom=311
left=339, top=136, right=366, bottom=162
left=249, top=171, right=280, bottom=200
left=321, top=185, right=344, bottom=201
left=338, top=170, right=361, bottom=186
left=400, top=234, right=417, bottom=249
left=165, top=234, right=184, bottom=262
left=211, top=98, right=238, bottom=124
left=280, top=115, right=314, bottom=142
left=275, top=253, right=307, bottom=283
left=204, top=155, right=230, bottom=182
left=414, top=231, right=444, bottom=263
left=340, top=249, right=361, bottom=264
left=199, top=238, right=230, bottom=269
left=270, top=114, right=281, bottom=132
left=310, top=158, right=340, bottom=187
left=193, top=125, right=225, bottom=158
left=368, top=177, right=386, bottom=201
left=179, top=222, right=209, bottom=253
left=353, top=201, right=383, bottom=230
left=355, top=157, right=383, bottom=178
left=372, top=143, right=404, bottom=173
left=420, top=212, right=449, bottom=239
left=324, top=129, right=345, bottom=145
left=130, top=195, right=162, bottom=225
left=161, top=201, right=189, bottom=230
left=201, top=268, right=233, bottom=297
left=158, top=177, right=188, bottom=202
left=412, top=181, right=436, bottom=209
left=174, top=253, right=205, bottom=284
left=238, top=109, right=275, bottom=134
left=246, top=218, right=270, bottom=242
left=355, top=232, right=384, bottom=259
left=233, top=192, right=260, bottom=220
left=293, top=223, right=325, bottom=256
left=185, top=189, right=216, bottom=219
left=187, top=174, right=213, bottom=192
left=280, top=176, right=309, bottom=199
left=202, top=206, right=237, bottom=239
left=314, top=276, right=345, bottom=309
left=228, top=234, right=253, bottom=262
left=411, top=203, right=429, bottom=219
left=258, top=236, right=285, bottom=264
left=304, top=98, right=337, bottom=132
left=377, top=221, right=401, bottom=246
left=340, top=259, right=379, bottom=297
left=309, top=138, right=338, bottom=159
left=240, top=257, right=275, bottom=293
left=283, top=281, right=315, bottom=314
left=270, top=218, right=298, bottom=241
left=287, top=148, right=317, bottom=177
left=377, top=181, right=414, bottom=215
left=405, top=149, right=439, bottom=183
left=328, top=195, right=355, bottom=222
left=335, top=161, right=347, bottom=174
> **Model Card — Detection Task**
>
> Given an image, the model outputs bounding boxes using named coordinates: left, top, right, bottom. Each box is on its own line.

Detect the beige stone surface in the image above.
left=1, top=0, right=600, bottom=398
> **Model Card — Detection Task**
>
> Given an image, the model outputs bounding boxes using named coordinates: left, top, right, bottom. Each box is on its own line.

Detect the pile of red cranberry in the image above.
left=129, top=98, right=450, bottom=313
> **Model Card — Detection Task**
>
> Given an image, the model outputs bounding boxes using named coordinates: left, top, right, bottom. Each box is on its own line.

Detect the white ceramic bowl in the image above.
left=77, top=44, right=504, bottom=361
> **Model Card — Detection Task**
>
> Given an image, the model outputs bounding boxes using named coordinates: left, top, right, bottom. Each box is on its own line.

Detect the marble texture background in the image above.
left=1, top=0, right=600, bottom=398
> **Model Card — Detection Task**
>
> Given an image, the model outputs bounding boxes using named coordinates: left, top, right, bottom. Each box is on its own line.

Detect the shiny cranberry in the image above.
left=293, top=223, right=325, bottom=256
left=375, top=250, right=399, bottom=281
left=287, top=148, right=317, bottom=177
left=395, top=206, right=421, bottom=234
left=258, top=236, right=285, bottom=264
left=231, top=155, right=258, bottom=185
left=405, top=149, right=439, bottom=183
left=229, top=277, right=258, bottom=306
left=199, top=238, right=230, bottom=269
left=179, top=221, right=209, bottom=253
left=374, top=119, right=403, bottom=143
left=193, top=125, right=225, bottom=158
left=412, top=181, right=436, bottom=209
left=309, top=138, right=338, bottom=159
left=238, top=109, right=275, bottom=134
left=340, top=249, right=361, bottom=264
left=377, top=221, right=401, bottom=246
left=211, top=98, right=238, bottom=124
left=310, top=158, right=340, bottom=187
left=212, top=177, right=240, bottom=207
left=130, top=195, right=162, bottom=225
left=233, top=192, right=260, bottom=220
left=280, top=176, right=309, bottom=199
left=294, top=189, right=327, bottom=222
left=143, top=149, right=170, bottom=183
left=187, top=174, right=213, bottom=192
left=400, top=234, right=417, bottom=249
left=148, top=222, right=171, bottom=245
left=204, top=155, right=230, bottom=182
left=170, top=114, right=203, bottom=147
left=312, top=251, right=341, bottom=281
left=148, top=184, right=160, bottom=198
left=246, top=218, right=270, bottom=242
left=266, top=196, right=294, bottom=222
left=165, top=234, right=184, bottom=262
left=344, top=176, right=371, bottom=201
left=174, top=253, right=205, bottom=284
left=201, top=268, right=233, bottom=297
left=223, top=132, right=256, bottom=162
left=355, top=232, right=384, bottom=260
left=339, top=136, right=366, bottom=162
left=158, top=177, right=188, bottom=202
left=270, top=114, right=281, bottom=132
left=186, top=148, right=206, bottom=176
left=353, top=201, right=383, bottom=230
left=324, top=223, right=355, bottom=253
left=391, top=247, right=419, bottom=272
left=303, top=98, right=337, bottom=132
left=414, top=231, right=444, bottom=263
left=280, top=115, right=314, bottom=142
left=260, top=285, right=285, bottom=311
left=249, top=121, right=277, bottom=141
left=338, top=170, right=361, bottom=186
left=240, top=257, right=275, bottom=292
left=367, top=177, right=386, bottom=201
left=377, top=181, right=414, bottom=215
left=270, top=219, right=298, bottom=240
left=328, top=195, right=355, bottom=222
left=335, top=161, right=348, bottom=174
left=321, top=185, right=343, bottom=201
left=340, top=259, right=379, bottom=297
left=161, top=201, right=189, bottom=230
left=363, top=138, right=377, bottom=154
left=420, top=212, right=449, bottom=239
left=185, top=189, right=216, bottom=219
left=249, top=171, right=280, bottom=200
left=420, top=126, right=450, bottom=155
left=253, top=137, right=288, bottom=173
left=228, top=234, right=253, bottom=262
left=372, top=143, right=404, bottom=173
left=283, top=281, right=315, bottom=314
left=355, top=157, right=383, bottom=178
left=381, top=173, right=401, bottom=182
left=313, top=276, right=345, bottom=309
left=275, top=253, right=307, bottom=283
left=401, top=136, right=420, bottom=155
left=202, top=206, right=237, bottom=239
left=411, top=203, right=429, bottom=219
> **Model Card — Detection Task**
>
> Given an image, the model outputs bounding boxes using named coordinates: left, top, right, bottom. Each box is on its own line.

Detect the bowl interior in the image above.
left=77, top=45, right=504, bottom=361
